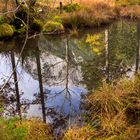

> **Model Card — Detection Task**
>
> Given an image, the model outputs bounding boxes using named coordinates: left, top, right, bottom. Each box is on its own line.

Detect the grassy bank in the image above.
left=0, top=117, right=53, bottom=140
left=0, top=0, right=140, bottom=38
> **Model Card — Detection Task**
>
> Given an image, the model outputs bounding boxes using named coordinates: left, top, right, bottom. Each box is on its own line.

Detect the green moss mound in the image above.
left=31, top=19, right=43, bottom=31
left=53, top=15, right=62, bottom=23
left=0, top=24, right=14, bottom=39
left=43, top=21, right=64, bottom=33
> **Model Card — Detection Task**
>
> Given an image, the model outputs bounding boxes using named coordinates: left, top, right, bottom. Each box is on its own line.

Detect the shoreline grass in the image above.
left=61, top=0, right=140, bottom=30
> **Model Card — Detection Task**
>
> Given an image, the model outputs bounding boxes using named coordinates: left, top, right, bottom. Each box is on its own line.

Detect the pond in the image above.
left=0, top=20, right=139, bottom=128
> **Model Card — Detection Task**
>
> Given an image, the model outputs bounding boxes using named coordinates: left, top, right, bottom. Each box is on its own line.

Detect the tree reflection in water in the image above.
left=0, top=20, right=139, bottom=132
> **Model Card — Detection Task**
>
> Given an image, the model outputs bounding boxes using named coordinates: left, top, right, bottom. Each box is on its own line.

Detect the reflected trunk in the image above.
left=105, top=29, right=109, bottom=82
left=65, top=38, right=69, bottom=92
left=65, top=37, right=72, bottom=126
left=10, top=51, right=22, bottom=119
left=135, top=23, right=140, bottom=73
left=35, top=46, right=46, bottom=123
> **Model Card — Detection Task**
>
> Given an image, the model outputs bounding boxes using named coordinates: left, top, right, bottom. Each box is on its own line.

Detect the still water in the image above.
left=0, top=20, right=139, bottom=127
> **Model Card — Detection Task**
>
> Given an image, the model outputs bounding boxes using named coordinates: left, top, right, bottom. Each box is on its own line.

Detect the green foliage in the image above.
left=0, top=24, right=14, bottom=39
left=43, top=21, right=64, bottom=33
left=63, top=3, right=81, bottom=13
left=31, top=19, right=43, bottom=31
left=0, top=118, right=27, bottom=140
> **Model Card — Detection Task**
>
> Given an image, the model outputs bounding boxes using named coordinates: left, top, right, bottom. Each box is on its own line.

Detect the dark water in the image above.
left=0, top=20, right=140, bottom=127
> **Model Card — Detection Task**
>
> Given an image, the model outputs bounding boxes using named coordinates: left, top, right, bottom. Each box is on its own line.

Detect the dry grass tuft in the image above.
left=64, top=74, right=140, bottom=140
left=62, top=1, right=116, bottom=28
left=63, top=125, right=94, bottom=140
left=17, top=119, right=53, bottom=140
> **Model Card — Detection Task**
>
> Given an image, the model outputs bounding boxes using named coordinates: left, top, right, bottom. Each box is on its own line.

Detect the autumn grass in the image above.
left=62, top=1, right=116, bottom=29
left=61, top=0, right=140, bottom=29
left=63, top=74, right=140, bottom=140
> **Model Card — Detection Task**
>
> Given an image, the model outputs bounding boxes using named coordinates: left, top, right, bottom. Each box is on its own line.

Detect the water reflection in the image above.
left=0, top=20, right=140, bottom=127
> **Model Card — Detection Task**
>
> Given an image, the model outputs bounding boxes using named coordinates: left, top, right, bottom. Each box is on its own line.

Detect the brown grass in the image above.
left=119, top=5, right=140, bottom=19
left=62, top=1, right=116, bottom=28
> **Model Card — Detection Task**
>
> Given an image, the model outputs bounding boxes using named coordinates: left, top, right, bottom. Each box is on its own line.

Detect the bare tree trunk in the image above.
left=60, top=1, right=63, bottom=14
left=65, top=36, right=72, bottom=127
left=105, top=29, right=109, bottom=82
left=10, top=51, right=22, bottom=120
left=36, top=46, right=46, bottom=123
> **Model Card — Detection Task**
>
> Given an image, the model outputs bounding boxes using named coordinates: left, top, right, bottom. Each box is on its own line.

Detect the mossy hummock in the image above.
left=0, top=23, right=14, bottom=39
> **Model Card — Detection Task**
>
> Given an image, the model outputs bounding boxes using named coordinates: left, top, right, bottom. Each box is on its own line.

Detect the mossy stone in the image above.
left=0, top=23, right=14, bottom=39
